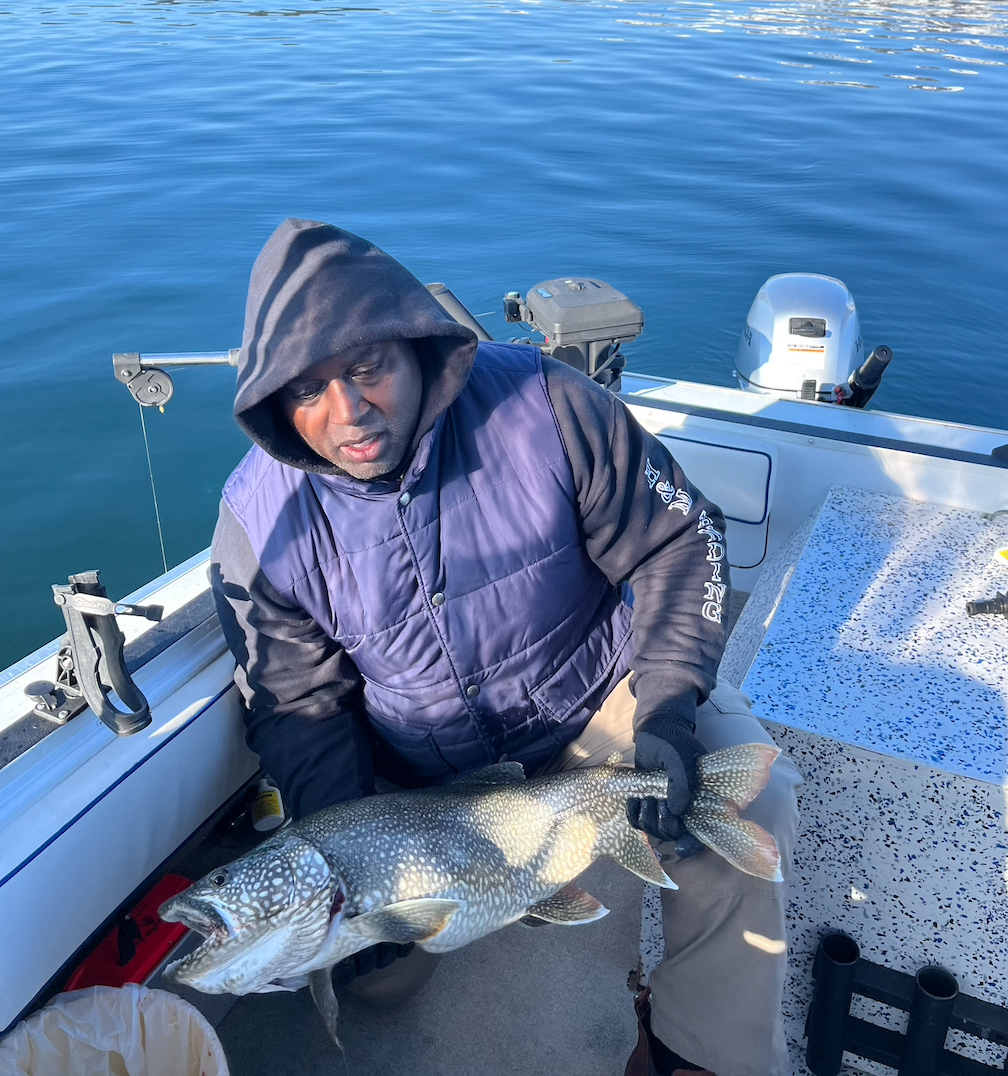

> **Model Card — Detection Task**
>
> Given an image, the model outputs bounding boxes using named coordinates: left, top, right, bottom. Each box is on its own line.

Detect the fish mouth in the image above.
left=158, top=894, right=236, bottom=981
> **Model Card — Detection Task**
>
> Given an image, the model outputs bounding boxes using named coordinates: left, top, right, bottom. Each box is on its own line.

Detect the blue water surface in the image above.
left=1, top=0, right=1006, bottom=666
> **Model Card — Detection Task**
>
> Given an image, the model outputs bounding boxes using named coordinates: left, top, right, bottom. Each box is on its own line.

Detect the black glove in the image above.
left=331, top=942, right=415, bottom=987
left=627, top=714, right=706, bottom=850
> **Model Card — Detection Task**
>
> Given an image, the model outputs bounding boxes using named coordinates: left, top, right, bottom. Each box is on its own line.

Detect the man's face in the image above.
left=280, top=340, right=423, bottom=480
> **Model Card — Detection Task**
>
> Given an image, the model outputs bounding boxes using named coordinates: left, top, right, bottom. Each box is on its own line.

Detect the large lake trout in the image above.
left=160, top=744, right=782, bottom=1042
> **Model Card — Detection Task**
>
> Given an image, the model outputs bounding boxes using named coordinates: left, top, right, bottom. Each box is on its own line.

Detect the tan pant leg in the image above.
left=650, top=680, right=801, bottom=1076
left=551, top=676, right=801, bottom=1076
left=545, top=673, right=638, bottom=772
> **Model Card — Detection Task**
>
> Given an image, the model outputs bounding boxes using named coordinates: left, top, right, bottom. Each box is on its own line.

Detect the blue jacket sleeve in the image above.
left=210, top=503, right=375, bottom=818
left=542, top=357, right=730, bottom=733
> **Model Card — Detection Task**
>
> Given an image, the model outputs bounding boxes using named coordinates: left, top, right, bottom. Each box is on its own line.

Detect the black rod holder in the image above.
left=806, top=932, right=1008, bottom=1076
left=900, top=967, right=959, bottom=1076
left=45, top=571, right=161, bottom=736
left=806, top=932, right=861, bottom=1076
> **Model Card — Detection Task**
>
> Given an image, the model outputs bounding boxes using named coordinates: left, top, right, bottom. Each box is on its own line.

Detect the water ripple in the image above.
left=0, top=0, right=1005, bottom=663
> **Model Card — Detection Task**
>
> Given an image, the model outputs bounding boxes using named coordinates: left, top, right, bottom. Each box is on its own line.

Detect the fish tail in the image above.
left=696, top=742, right=780, bottom=809
left=685, top=743, right=783, bottom=883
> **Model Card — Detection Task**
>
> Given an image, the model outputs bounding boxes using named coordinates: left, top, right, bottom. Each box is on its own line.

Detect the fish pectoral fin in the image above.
left=612, top=826, right=678, bottom=889
left=685, top=792, right=783, bottom=883
left=309, top=968, right=343, bottom=1052
left=524, top=884, right=609, bottom=925
left=518, top=915, right=553, bottom=928
left=262, top=974, right=309, bottom=993
left=350, top=898, right=465, bottom=944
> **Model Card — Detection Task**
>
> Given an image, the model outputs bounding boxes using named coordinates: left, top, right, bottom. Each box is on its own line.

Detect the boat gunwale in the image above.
left=620, top=389, right=1008, bottom=471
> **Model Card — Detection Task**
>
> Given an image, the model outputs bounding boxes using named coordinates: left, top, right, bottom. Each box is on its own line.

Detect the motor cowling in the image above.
left=503, top=278, right=643, bottom=390
left=735, top=273, right=889, bottom=406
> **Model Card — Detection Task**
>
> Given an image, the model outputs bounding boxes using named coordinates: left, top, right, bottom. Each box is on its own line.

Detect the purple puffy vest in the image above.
left=224, top=342, right=633, bottom=782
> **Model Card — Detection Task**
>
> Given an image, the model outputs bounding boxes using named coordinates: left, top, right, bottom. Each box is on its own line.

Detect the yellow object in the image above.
left=995, top=546, right=1008, bottom=566
left=251, top=778, right=285, bottom=832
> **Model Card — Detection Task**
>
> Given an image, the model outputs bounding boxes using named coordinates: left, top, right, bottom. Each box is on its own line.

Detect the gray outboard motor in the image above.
left=503, top=278, right=644, bottom=390
left=735, top=273, right=893, bottom=407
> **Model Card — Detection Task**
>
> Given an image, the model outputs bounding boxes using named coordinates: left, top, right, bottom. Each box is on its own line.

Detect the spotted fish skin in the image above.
left=160, top=746, right=782, bottom=1017
left=296, top=762, right=673, bottom=956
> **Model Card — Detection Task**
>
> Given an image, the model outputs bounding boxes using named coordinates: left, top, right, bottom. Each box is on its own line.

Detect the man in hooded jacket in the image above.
left=211, top=219, right=801, bottom=1076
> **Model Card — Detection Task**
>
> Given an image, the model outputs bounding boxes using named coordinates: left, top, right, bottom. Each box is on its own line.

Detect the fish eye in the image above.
left=210, top=868, right=229, bottom=888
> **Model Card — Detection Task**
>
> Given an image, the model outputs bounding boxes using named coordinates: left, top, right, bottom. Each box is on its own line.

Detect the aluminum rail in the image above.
left=111, top=280, right=493, bottom=407
left=112, top=349, right=239, bottom=407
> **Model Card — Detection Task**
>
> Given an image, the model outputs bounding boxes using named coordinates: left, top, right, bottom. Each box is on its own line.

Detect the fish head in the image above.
left=159, top=832, right=344, bottom=994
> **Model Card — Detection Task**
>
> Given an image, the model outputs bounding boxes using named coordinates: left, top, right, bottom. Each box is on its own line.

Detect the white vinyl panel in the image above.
left=0, top=661, right=257, bottom=1031
left=722, top=520, right=769, bottom=571
left=658, top=434, right=772, bottom=525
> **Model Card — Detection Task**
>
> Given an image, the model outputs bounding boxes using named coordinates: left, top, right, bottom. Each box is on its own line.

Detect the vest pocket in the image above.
left=529, top=600, right=634, bottom=727
left=366, top=710, right=458, bottom=787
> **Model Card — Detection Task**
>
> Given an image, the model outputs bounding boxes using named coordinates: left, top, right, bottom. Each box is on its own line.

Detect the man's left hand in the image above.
left=627, top=718, right=706, bottom=849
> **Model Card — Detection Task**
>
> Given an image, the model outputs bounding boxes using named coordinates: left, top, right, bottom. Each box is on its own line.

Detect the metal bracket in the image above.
left=111, top=280, right=489, bottom=409
left=112, top=350, right=239, bottom=408
left=24, top=670, right=88, bottom=726
left=24, top=571, right=163, bottom=736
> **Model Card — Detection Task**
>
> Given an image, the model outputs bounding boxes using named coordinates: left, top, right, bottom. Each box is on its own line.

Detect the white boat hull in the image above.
left=1, top=370, right=1006, bottom=1044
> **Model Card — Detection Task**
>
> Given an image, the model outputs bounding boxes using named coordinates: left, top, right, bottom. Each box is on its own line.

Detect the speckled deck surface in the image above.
left=776, top=730, right=1008, bottom=1073
left=717, top=487, right=1008, bottom=1073
left=727, top=486, right=1008, bottom=783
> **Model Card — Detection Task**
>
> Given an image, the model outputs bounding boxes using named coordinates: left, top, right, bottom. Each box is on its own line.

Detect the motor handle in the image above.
left=845, top=345, right=893, bottom=408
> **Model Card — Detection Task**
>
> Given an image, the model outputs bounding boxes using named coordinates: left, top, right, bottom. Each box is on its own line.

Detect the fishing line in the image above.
left=138, top=402, right=169, bottom=575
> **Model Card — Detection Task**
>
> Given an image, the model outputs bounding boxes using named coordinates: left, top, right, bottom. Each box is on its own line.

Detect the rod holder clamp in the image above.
left=112, top=349, right=240, bottom=409
left=24, top=571, right=162, bottom=736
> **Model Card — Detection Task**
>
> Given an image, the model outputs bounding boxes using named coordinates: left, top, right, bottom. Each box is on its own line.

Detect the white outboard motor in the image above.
left=735, top=273, right=892, bottom=407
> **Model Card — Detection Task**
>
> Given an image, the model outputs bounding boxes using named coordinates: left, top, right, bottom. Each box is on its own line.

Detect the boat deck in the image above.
left=217, top=858, right=643, bottom=1075
left=5, top=375, right=1008, bottom=1072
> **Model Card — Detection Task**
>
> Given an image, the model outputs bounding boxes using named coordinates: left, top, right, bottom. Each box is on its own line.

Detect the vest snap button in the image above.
left=466, top=684, right=480, bottom=699
left=398, top=491, right=411, bottom=506
left=431, top=592, right=445, bottom=607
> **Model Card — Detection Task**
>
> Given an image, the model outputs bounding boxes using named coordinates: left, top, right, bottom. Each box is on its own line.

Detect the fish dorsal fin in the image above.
left=349, top=898, right=465, bottom=943
left=612, top=826, right=678, bottom=889
left=451, top=762, right=527, bottom=789
left=523, top=884, right=609, bottom=924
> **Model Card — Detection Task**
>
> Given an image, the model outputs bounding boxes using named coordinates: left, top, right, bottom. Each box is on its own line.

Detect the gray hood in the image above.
left=235, top=218, right=478, bottom=474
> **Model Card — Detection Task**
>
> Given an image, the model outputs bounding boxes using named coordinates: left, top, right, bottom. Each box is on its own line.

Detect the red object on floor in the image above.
left=65, top=873, right=192, bottom=990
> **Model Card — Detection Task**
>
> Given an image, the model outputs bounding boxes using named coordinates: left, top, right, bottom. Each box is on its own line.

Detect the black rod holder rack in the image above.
left=806, top=932, right=1008, bottom=1076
